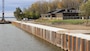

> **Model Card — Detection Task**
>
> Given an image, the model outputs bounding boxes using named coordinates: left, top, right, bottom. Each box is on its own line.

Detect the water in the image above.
left=0, top=17, right=16, bottom=21
left=0, top=20, right=64, bottom=51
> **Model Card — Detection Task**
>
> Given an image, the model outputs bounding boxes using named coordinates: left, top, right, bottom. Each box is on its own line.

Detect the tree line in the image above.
left=14, top=0, right=87, bottom=20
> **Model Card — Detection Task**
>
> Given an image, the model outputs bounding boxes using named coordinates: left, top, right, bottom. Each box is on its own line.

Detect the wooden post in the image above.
left=72, top=36, right=75, bottom=51
left=80, top=39, right=84, bottom=51
left=55, top=34, right=61, bottom=47
left=86, top=40, right=90, bottom=51
left=61, top=34, right=63, bottom=48
left=64, top=34, right=67, bottom=50
left=68, top=35, right=70, bottom=51
left=76, top=37, right=79, bottom=51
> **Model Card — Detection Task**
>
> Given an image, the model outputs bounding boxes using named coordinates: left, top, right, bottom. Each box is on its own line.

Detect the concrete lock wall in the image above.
left=12, top=21, right=90, bottom=51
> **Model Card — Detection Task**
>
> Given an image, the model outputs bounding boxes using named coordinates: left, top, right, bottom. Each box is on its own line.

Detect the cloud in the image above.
left=0, top=11, right=14, bottom=17
left=0, top=0, right=38, bottom=17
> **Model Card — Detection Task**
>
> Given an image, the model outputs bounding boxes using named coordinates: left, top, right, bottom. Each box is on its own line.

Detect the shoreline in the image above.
left=26, top=20, right=90, bottom=30
left=12, top=21, right=90, bottom=51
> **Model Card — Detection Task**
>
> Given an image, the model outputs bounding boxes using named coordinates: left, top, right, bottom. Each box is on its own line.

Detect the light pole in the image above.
left=0, top=0, right=11, bottom=24
left=2, top=0, right=5, bottom=21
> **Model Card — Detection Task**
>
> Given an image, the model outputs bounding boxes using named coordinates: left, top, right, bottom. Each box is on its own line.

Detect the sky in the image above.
left=0, top=0, right=40, bottom=17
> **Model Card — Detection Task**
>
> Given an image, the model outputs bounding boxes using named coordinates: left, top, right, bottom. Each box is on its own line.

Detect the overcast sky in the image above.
left=0, top=0, right=40, bottom=17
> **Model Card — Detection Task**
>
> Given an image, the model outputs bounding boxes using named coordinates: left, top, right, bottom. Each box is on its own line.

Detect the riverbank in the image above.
left=12, top=21, right=90, bottom=51
left=28, top=19, right=90, bottom=30
left=0, top=20, right=11, bottom=24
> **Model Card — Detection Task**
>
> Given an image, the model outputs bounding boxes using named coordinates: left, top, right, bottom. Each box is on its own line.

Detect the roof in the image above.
left=52, top=9, right=65, bottom=14
left=47, top=8, right=79, bottom=14
left=47, top=10, right=57, bottom=14
left=47, top=9, right=65, bottom=14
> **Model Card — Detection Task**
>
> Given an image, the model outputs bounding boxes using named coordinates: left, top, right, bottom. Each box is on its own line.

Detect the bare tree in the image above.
left=62, top=0, right=83, bottom=9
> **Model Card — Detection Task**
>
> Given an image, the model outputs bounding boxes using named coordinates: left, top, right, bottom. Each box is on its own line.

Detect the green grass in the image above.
left=51, top=19, right=86, bottom=24
left=34, top=19, right=52, bottom=24
left=35, top=19, right=90, bottom=25
left=35, top=19, right=51, bottom=23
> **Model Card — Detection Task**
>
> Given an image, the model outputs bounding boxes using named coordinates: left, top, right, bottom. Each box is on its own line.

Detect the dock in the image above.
left=12, top=21, right=90, bottom=51
left=0, top=20, right=11, bottom=24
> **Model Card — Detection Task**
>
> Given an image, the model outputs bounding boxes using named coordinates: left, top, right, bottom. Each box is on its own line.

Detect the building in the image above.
left=41, top=8, right=82, bottom=20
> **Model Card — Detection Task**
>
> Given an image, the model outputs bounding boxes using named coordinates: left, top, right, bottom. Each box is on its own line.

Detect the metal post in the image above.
left=2, top=0, right=4, bottom=20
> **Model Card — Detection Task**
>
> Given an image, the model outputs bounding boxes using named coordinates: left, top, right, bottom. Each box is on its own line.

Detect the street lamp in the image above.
left=2, top=0, right=5, bottom=21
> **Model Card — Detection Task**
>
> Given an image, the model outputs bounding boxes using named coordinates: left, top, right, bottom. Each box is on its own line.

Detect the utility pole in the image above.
left=0, top=0, right=11, bottom=24
left=2, top=0, right=5, bottom=21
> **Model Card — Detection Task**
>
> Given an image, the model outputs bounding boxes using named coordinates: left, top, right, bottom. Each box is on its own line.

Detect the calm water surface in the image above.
left=0, top=17, right=16, bottom=21
left=0, top=24, right=64, bottom=51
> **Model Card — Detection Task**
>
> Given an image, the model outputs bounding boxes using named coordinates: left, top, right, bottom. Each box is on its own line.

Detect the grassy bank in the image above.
left=28, top=19, right=90, bottom=30
left=35, top=19, right=90, bottom=25
left=51, top=19, right=85, bottom=24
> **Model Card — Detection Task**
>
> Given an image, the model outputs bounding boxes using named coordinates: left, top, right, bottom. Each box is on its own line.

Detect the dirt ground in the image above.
left=33, top=23, right=90, bottom=30
left=51, top=24, right=90, bottom=30
left=26, top=21, right=90, bottom=30
left=24, top=21, right=90, bottom=34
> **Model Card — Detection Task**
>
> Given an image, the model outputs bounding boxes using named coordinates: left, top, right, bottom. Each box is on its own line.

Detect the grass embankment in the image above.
left=35, top=19, right=90, bottom=25
left=33, top=19, right=90, bottom=30
left=51, top=19, right=85, bottom=24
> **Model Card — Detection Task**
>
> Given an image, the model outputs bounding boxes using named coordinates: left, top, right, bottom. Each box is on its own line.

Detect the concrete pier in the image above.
left=12, top=21, right=90, bottom=51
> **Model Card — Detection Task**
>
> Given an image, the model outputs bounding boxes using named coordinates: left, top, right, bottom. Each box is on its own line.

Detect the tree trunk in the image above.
left=86, top=16, right=88, bottom=26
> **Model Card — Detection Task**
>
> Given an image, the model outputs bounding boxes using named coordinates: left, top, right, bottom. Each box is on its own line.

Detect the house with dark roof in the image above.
left=41, top=8, right=82, bottom=20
